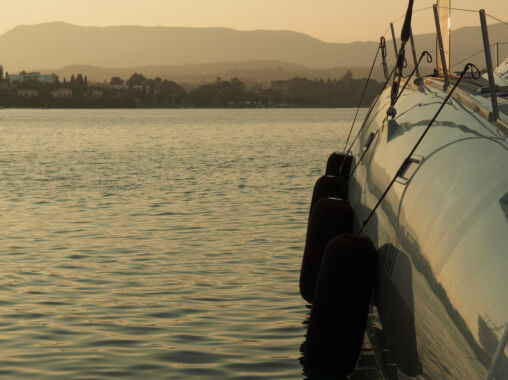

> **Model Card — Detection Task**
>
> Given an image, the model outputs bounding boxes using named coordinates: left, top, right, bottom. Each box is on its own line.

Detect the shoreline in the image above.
left=0, top=105, right=366, bottom=110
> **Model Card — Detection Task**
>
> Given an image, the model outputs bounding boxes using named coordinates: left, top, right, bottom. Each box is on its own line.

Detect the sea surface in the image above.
left=0, top=108, right=363, bottom=379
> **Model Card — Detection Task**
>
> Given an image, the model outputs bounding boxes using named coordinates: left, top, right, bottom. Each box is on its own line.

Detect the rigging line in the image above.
left=437, top=6, right=478, bottom=13
left=382, top=25, right=391, bottom=39
left=442, top=49, right=462, bottom=69
left=389, top=6, right=433, bottom=25
left=485, top=13, right=508, bottom=27
left=359, top=63, right=480, bottom=234
left=395, top=51, right=432, bottom=104
left=450, top=47, right=490, bottom=69
left=411, top=6, right=433, bottom=14
left=337, top=66, right=396, bottom=177
left=381, top=6, right=432, bottom=42
left=343, top=45, right=381, bottom=151
left=348, top=51, right=432, bottom=179
left=450, top=7, right=477, bottom=12
left=345, top=66, right=396, bottom=155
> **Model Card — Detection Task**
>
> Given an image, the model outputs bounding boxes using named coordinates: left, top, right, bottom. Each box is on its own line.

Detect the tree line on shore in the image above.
left=0, top=69, right=382, bottom=108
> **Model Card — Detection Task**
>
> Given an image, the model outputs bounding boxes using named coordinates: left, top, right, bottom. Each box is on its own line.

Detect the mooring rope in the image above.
left=343, top=44, right=382, bottom=151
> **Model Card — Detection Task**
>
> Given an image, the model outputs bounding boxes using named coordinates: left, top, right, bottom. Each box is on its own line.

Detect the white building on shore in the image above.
left=51, top=88, right=72, bottom=99
left=17, top=89, right=39, bottom=98
left=8, top=72, right=58, bottom=84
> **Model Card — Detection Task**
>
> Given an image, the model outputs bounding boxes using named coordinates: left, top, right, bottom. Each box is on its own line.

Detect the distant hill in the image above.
left=0, top=21, right=506, bottom=79
left=0, top=22, right=375, bottom=70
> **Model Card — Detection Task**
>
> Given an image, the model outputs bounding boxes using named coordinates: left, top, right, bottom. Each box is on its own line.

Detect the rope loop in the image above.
left=467, top=63, right=481, bottom=79
left=423, top=50, right=433, bottom=64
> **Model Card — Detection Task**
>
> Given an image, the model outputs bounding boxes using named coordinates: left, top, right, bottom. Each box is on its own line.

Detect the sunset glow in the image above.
left=1, top=0, right=507, bottom=42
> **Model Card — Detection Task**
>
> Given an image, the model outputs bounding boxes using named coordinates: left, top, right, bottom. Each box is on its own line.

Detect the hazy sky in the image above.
left=1, top=0, right=507, bottom=42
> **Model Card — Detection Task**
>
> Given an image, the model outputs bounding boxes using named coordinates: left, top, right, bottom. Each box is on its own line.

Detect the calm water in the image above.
left=0, top=108, right=361, bottom=379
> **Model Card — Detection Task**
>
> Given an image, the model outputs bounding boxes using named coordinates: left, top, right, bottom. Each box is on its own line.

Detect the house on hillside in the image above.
left=51, top=88, right=72, bottom=99
left=110, top=84, right=129, bottom=90
left=133, top=85, right=149, bottom=94
left=9, top=72, right=58, bottom=84
left=17, top=89, right=39, bottom=98
left=270, top=79, right=298, bottom=92
left=88, top=90, right=103, bottom=99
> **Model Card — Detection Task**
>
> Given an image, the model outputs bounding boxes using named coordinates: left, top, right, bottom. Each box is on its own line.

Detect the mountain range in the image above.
left=0, top=22, right=506, bottom=83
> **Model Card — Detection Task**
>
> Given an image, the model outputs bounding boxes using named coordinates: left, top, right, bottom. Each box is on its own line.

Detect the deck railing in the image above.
left=382, top=4, right=507, bottom=123
left=479, top=9, right=500, bottom=122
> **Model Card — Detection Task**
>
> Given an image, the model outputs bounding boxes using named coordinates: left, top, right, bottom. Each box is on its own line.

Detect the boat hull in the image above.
left=349, top=80, right=508, bottom=378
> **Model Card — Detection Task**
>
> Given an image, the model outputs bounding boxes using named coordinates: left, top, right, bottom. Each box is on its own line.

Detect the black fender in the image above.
left=303, top=234, right=377, bottom=377
left=325, top=151, right=353, bottom=178
left=300, top=198, right=353, bottom=303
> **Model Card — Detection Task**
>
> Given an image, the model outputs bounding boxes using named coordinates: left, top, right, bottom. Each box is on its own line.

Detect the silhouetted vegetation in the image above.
left=0, top=69, right=382, bottom=108
left=263, top=72, right=381, bottom=107
left=190, top=77, right=248, bottom=106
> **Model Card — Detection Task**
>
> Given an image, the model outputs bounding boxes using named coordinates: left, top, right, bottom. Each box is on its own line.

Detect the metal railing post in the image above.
left=410, top=28, right=420, bottom=78
left=479, top=9, right=499, bottom=122
left=381, top=37, right=389, bottom=80
left=433, top=4, right=450, bottom=91
left=496, top=42, right=499, bottom=67
left=390, top=23, right=399, bottom=59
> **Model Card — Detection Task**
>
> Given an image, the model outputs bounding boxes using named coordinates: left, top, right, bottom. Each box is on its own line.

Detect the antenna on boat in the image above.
left=386, top=0, right=414, bottom=119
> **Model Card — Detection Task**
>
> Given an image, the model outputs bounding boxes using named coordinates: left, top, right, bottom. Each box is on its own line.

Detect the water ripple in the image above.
left=0, top=108, right=358, bottom=379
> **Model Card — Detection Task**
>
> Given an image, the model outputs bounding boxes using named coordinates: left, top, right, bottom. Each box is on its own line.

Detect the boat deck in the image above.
left=424, top=75, right=508, bottom=134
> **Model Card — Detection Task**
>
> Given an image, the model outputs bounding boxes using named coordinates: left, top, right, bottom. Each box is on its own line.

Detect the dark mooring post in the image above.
left=479, top=9, right=499, bottom=122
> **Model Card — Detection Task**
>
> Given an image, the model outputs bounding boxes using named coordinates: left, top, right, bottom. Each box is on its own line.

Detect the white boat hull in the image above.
left=349, top=78, right=508, bottom=378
